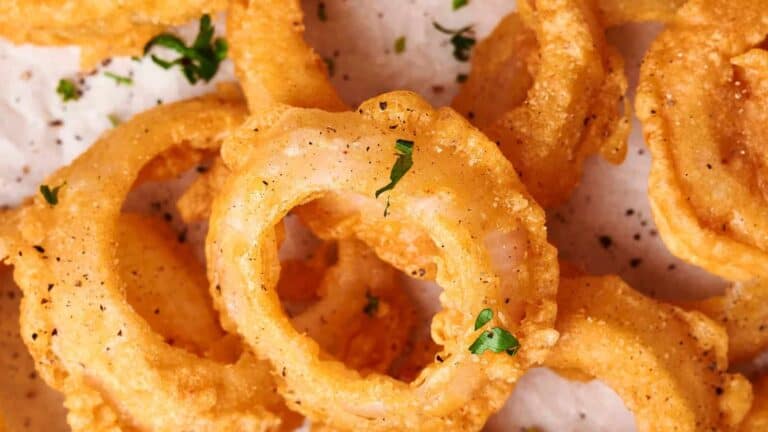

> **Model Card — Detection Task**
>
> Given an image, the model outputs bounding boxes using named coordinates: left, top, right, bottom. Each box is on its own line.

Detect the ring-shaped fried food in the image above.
left=636, top=0, right=768, bottom=281
left=207, top=91, right=559, bottom=431
left=546, top=275, right=753, bottom=431
left=0, top=0, right=226, bottom=69
left=452, top=0, right=630, bottom=207
left=7, top=93, right=293, bottom=431
left=187, top=0, right=439, bottom=281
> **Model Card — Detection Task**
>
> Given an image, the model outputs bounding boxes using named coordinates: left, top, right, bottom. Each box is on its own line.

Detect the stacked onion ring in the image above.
left=207, top=90, right=559, bottom=430
left=636, top=0, right=768, bottom=281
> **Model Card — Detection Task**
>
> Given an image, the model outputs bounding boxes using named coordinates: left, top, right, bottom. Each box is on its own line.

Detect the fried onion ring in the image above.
left=7, top=93, right=293, bottom=431
left=546, top=275, right=753, bottom=431
left=208, top=91, right=559, bottom=430
left=452, top=0, right=630, bottom=207
left=0, top=1, right=226, bottom=69
left=636, top=0, right=768, bottom=281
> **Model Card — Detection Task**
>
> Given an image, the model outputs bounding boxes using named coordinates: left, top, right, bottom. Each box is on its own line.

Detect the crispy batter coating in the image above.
left=452, top=0, right=630, bottom=207
left=9, top=93, right=288, bottom=431
left=636, top=0, right=768, bottom=281
left=741, top=376, right=768, bottom=432
left=684, top=278, right=768, bottom=364
left=547, top=276, right=753, bottom=431
left=227, top=0, right=345, bottom=113
left=593, top=0, right=686, bottom=26
left=208, top=91, right=559, bottom=431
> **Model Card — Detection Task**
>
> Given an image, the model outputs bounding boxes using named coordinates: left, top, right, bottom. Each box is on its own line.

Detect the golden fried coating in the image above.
left=208, top=91, right=558, bottom=431
left=740, top=376, right=768, bottom=432
left=636, top=0, right=768, bottom=281
left=683, top=278, right=768, bottom=364
left=547, top=276, right=753, bottom=431
left=452, top=0, right=630, bottom=207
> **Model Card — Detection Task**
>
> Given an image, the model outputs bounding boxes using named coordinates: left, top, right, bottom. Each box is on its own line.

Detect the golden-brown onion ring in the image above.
left=190, top=0, right=440, bottom=281
left=452, top=0, right=630, bottom=207
left=208, top=91, right=559, bottom=431
left=547, top=275, right=753, bottom=431
left=8, top=93, right=290, bottom=431
left=636, top=0, right=768, bottom=281
left=0, top=1, right=226, bottom=69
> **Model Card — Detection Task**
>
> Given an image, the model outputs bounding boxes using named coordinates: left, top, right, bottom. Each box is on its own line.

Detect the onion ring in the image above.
left=452, top=0, right=630, bottom=207
left=208, top=91, right=559, bottom=430
left=547, top=275, right=753, bottom=431
left=8, top=92, right=292, bottom=431
left=636, top=0, right=768, bottom=281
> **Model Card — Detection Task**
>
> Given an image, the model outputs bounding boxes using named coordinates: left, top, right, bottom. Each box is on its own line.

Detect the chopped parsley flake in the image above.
left=469, top=308, right=520, bottom=356
left=39, top=182, right=66, bottom=206
left=144, top=14, right=228, bottom=84
left=363, top=291, right=379, bottom=316
left=433, top=21, right=476, bottom=62
left=56, top=79, right=80, bottom=102
left=394, top=36, right=406, bottom=54
left=318, top=2, right=327, bottom=21
left=323, top=57, right=335, bottom=77
left=474, top=308, right=493, bottom=330
left=103, top=71, right=133, bottom=86
left=375, top=139, right=414, bottom=215
left=452, top=0, right=469, bottom=10
left=108, top=114, right=121, bottom=127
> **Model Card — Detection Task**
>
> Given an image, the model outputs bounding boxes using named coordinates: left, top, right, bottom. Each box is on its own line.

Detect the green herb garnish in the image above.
left=56, top=79, right=80, bottom=102
left=103, top=71, right=133, bottom=86
left=433, top=21, right=476, bottom=62
left=39, top=182, right=66, bottom=206
left=452, top=0, right=469, bottom=10
left=468, top=309, right=520, bottom=356
left=394, top=36, right=406, bottom=54
left=318, top=2, right=327, bottom=21
left=375, top=139, right=414, bottom=198
left=474, top=308, right=493, bottom=330
left=108, top=114, right=121, bottom=127
left=144, top=14, right=228, bottom=84
left=363, top=291, right=379, bottom=316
